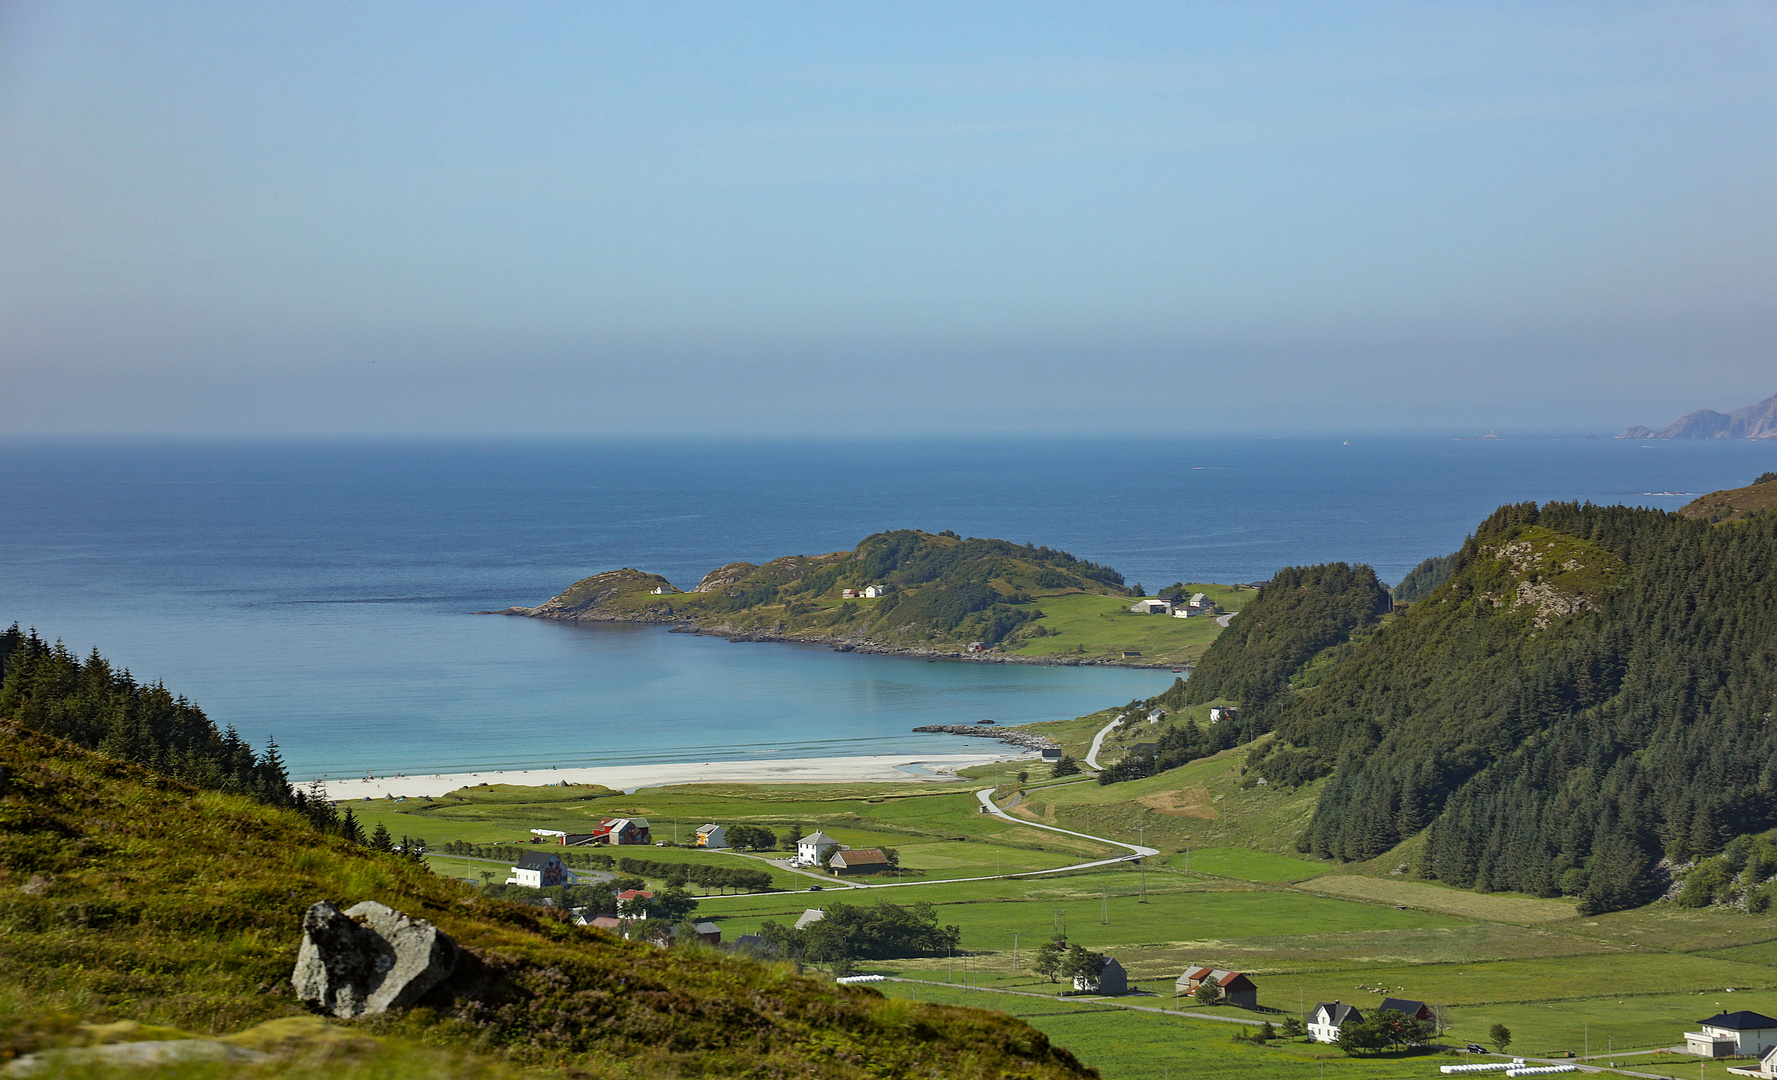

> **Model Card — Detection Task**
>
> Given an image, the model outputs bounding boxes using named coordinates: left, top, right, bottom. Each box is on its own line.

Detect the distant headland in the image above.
left=1616, top=391, right=1777, bottom=440
left=490, top=529, right=1248, bottom=668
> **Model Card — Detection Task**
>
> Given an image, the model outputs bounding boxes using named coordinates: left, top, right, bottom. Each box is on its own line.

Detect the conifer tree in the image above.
left=340, top=806, right=366, bottom=845
left=370, top=821, right=394, bottom=851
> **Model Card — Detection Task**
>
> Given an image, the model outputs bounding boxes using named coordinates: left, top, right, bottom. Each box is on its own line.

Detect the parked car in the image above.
left=806, top=885, right=823, bottom=891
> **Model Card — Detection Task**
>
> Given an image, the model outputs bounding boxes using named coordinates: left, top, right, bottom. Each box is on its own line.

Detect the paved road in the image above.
left=1084, top=714, right=1125, bottom=770
left=1216, top=611, right=1236, bottom=627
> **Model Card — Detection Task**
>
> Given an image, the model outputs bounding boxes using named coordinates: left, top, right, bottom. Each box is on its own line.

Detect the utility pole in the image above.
left=1014, top=933, right=1019, bottom=971
left=1101, top=886, right=1108, bottom=925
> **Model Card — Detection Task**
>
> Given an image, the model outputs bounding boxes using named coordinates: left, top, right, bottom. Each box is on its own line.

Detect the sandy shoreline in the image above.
left=312, top=750, right=1031, bottom=800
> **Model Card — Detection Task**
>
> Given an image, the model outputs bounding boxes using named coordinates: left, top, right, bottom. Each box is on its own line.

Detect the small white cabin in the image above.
left=863, top=585, right=888, bottom=598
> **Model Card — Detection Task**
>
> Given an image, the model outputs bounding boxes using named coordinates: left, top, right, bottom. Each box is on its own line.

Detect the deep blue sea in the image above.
left=3, top=436, right=1773, bottom=779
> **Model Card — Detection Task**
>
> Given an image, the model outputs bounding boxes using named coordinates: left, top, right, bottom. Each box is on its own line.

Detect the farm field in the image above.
left=877, top=981, right=1448, bottom=1080
left=1005, top=588, right=1245, bottom=666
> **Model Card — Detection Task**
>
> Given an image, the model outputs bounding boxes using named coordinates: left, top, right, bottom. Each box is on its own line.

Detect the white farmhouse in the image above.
left=863, top=585, right=888, bottom=598
left=797, top=831, right=841, bottom=866
left=694, top=823, right=727, bottom=849
left=1308, top=1002, right=1362, bottom=1043
left=505, top=851, right=576, bottom=889
left=1688, top=1012, right=1777, bottom=1059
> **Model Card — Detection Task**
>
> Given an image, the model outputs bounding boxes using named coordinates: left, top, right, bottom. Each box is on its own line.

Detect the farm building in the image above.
left=1178, top=966, right=1258, bottom=1008
left=1074, top=956, right=1127, bottom=995
left=830, top=848, right=891, bottom=874
left=794, top=909, right=826, bottom=930
left=592, top=817, right=652, bottom=845
left=1379, top=998, right=1434, bottom=1023
left=1688, top=1012, right=1777, bottom=1059
left=505, top=851, right=574, bottom=889
left=1308, top=1002, right=1362, bottom=1043
left=1129, top=599, right=1171, bottom=615
left=694, top=823, right=727, bottom=849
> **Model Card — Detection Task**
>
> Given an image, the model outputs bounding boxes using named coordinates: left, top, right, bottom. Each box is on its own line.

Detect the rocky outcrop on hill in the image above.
left=695, top=561, right=758, bottom=592
left=1617, top=392, right=1777, bottom=439
left=911, top=724, right=1060, bottom=751
left=292, top=900, right=459, bottom=1018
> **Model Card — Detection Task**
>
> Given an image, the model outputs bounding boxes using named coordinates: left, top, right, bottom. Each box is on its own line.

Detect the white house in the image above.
left=1171, top=607, right=1193, bottom=618
left=863, top=585, right=888, bottom=598
left=1729, top=1044, right=1777, bottom=1078
left=1308, top=1002, right=1362, bottom=1043
left=1687, top=1012, right=1777, bottom=1058
left=1189, top=592, right=1210, bottom=609
left=694, top=823, right=727, bottom=849
left=1129, top=599, right=1172, bottom=615
left=797, top=831, right=841, bottom=865
left=506, top=851, right=577, bottom=889
left=650, top=585, right=672, bottom=595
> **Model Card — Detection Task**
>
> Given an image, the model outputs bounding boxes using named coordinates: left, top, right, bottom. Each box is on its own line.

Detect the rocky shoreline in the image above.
left=910, top=724, right=1060, bottom=751
left=485, top=606, right=1184, bottom=670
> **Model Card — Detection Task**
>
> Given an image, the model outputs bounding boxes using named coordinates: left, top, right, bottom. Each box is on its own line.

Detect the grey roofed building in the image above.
left=1073, top=956, right=1127, bottom=995
left=1308, top=1002, right=1362, bottom=1043
left=1378, top=998, right=1433, bottom=1022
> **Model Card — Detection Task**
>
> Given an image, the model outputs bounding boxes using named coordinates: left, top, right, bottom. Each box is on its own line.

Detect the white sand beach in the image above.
left=312, top=750, right=1031, bottom=800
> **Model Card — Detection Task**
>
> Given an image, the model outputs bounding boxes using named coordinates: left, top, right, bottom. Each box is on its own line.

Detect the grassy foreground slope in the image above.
left=513, top=530, right=1243, bottom=665
left=0, top=720, right=1095, bottom=1079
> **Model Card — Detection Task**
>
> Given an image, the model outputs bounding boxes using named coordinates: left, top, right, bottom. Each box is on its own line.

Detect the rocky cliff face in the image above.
left=1617, top=392, right=1777, bottom=439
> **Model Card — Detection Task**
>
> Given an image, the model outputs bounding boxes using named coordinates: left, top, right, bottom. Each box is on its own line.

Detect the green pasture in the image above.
left=1006, top=743, right=1328, bottom=856
left=876, top=981, right=1446, bottom=1080
left=703, top=869, right=1466, bottom=952
left=1008, top=593, right=1228, bottom=665
left=1167, top=846, right=1328, bottom=882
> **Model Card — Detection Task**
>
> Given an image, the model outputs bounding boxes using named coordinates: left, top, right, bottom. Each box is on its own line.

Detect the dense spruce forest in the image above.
left=1180, top=562, right=1391, bottom=708
left=0, top=625, right=371, bottom=844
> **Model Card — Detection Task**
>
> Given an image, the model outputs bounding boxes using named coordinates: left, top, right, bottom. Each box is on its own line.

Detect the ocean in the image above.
left=3, top=435, right=1772, bottom=779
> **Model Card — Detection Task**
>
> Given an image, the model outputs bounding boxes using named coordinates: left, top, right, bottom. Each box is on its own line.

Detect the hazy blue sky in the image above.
left=3, top=2, right=1772, bottom=435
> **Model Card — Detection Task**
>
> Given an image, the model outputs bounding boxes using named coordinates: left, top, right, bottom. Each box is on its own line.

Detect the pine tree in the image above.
left=370, top=821, right=394, bottom=851
left=340, top=806, right=366, bottom=845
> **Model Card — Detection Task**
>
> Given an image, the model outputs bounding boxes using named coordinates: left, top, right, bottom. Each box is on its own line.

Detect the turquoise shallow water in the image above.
left=2, top=435, right=1771, bottom=777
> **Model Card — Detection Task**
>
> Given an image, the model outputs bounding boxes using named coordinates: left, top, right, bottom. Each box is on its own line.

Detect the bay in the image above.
left=2, top=435, right=1771, bottom=779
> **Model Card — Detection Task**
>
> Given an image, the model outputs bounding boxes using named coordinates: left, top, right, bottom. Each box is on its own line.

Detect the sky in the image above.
left=2, top=2, right=1773, bottom=436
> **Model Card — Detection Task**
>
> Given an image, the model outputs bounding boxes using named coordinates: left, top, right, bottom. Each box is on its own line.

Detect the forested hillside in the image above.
left=1150, top=495, right=1777, bottom=915
left=518, top=529, right=1134, bottom=653
left=1181, top=563, right=1390, bottom=708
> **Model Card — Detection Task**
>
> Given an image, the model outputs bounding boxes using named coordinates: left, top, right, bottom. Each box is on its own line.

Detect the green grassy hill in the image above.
left=0, top=719, right=1097, bottom=1079
left=513, top=530, right=1245, bottom=665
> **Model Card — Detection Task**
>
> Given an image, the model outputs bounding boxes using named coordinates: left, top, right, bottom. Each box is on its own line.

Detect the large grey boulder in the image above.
left=291, top=900, right=458, bottom=1018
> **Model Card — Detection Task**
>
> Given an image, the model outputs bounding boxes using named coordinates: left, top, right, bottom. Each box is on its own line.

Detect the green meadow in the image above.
left=1006, top=586, right=1248, bottom=667
left=345, top=723, right=1777, bottom=1078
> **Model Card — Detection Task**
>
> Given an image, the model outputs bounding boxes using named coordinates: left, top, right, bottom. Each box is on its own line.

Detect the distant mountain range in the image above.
left=1617, top=391, right=1777, bottom=439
